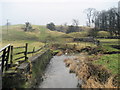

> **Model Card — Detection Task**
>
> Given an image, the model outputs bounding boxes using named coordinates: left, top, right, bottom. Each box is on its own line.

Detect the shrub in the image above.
left=46, top=22, right=56, bottom=31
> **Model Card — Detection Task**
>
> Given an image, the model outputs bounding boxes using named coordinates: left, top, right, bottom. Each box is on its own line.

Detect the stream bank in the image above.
left=64, top=53, right=118, bottom=88
left=51, top=43, right=119, bottom=88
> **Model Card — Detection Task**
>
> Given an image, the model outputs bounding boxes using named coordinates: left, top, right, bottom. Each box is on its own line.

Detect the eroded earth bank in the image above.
left=63, top=53, right=118, bottom=88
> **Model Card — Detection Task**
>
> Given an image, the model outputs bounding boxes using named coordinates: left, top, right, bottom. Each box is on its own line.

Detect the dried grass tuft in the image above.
left=64, top=55, right=118, bottom=88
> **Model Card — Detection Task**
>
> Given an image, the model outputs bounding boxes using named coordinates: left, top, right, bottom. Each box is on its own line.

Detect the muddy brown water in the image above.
left=39, top=55, right=82, bottom=88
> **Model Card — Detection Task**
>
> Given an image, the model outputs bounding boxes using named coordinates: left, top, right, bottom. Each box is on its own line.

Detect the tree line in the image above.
left=95, top=8, right=120, bottom=36
left=46, top=19, right=83, bottom=33
left=47, top=6, right=120, bottom=37
left=84, top=6, right=120, bottom=37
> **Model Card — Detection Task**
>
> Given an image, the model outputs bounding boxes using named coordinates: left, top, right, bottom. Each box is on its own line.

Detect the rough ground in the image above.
left=64, top=53, right=118, bottom=88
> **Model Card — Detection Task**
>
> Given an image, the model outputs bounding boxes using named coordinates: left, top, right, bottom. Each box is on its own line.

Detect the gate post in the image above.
left=5, top=46, right=10, bottom=70
left=2, top=49, right=6, bottom=72
left=10, top=46, right=13, bottom=65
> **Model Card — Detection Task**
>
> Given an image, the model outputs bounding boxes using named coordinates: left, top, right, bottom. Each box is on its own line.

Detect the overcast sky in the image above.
left=0, top=0, right=119, bottom=26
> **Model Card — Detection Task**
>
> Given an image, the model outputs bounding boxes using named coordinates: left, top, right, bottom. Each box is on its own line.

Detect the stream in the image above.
left=39, top=55, right=81, bottom=88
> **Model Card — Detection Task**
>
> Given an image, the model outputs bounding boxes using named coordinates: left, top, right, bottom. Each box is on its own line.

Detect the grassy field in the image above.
left=97, top=39, right=119, bottom=42
left=94, top=38, right=119, bottom=75
left=1, top=25, right=119, bottom=76
left=67, top=32, right=88, bottom=38
left=66, top=42, right=96, bottom=50
left=0, top=25, right=96, bottom=48
left=94, top=54, right=119, bottom=75
left=1, top=25, right=66, bottom=47
left=1, top=25, right=67, bottom=64
left=0, top=24, right=97, bottom=64
left=98, top=39, right=119, bottom=46
left=97, top=39, right=119, bottom=52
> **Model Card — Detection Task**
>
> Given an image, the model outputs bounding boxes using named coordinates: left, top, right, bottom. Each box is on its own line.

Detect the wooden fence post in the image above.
left=32, top=47, right=35, bottom=56
left=5, top=46, right=10, bottom=70
left=10, top=46, right=13, bottom=65
left=25, top=43, right=28, bottom=61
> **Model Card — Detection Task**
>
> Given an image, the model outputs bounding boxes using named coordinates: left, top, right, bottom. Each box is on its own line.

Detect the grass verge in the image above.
left=93, top=54, right=119, bottom=75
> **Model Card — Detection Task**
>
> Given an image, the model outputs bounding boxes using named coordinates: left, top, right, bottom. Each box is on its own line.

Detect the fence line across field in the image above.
left=0, top=43, right=48, bottom=73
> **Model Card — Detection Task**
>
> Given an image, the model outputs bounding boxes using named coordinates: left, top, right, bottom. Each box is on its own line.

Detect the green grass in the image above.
left=98, top=39, right=119, bottom=45
left=2, top=25, right=41, bottom=41
left=67, top=42, right=96, bottom=49
left=1, top=25, right=119, bottom=68
left=67, top=32, right=88, bottom=38
left=94, top=54, right=119, bottom=75
left=102, top=45, right=119, bottom=52
left=97, top=39, right=120, bottom=52
left=1, top=24, right=69, bottom=65
left=97, top=39, right=119, bottom=42
left=1, top=24, right=66, bottom=46
left=93, top=38, right=119, bottom=75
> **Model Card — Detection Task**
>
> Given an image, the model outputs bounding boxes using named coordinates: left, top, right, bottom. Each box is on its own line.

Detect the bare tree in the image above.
left=92, top=10, right=100, bottom=27
left=84, top=8, right=96, bottom=27
left=72, top=19, right=79, bottom=26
